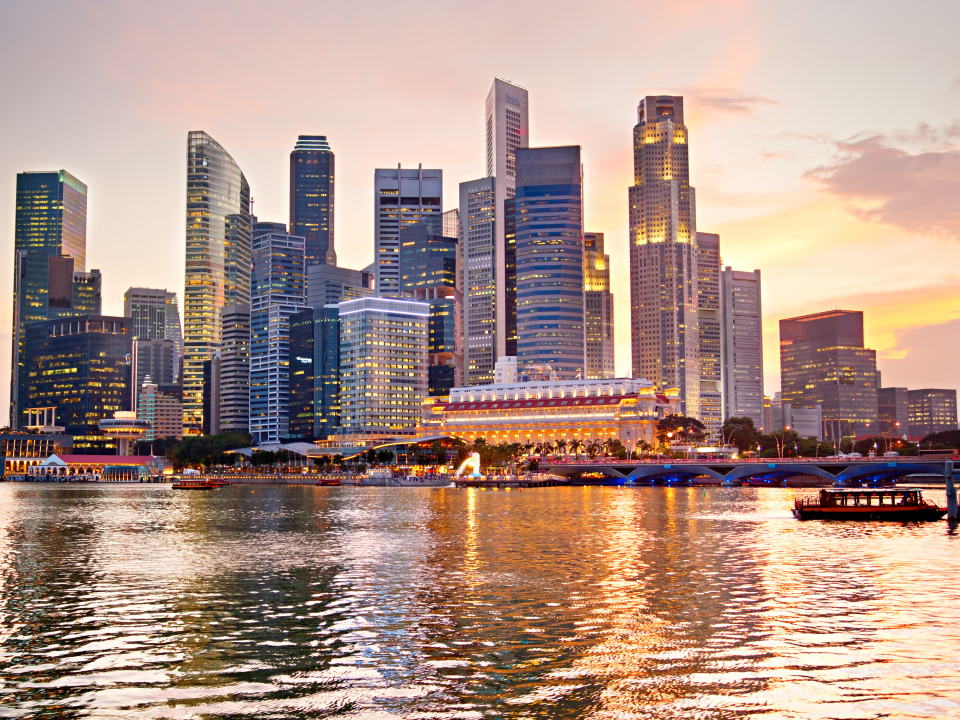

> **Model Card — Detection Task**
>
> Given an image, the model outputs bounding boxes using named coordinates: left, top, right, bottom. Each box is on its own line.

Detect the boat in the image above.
left=397, top=473, right=453, bottom=487
left=172, top=479, right=217, bottom=490
left=316, top=476, right=342, bottom=486
left=793, top=488, right=946, bottom=521
left=206, top=478, right=231, bottom=487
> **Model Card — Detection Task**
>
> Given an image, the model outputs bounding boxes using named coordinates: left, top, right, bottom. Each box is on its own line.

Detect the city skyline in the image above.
left=1, top=1, right=959, bottom=418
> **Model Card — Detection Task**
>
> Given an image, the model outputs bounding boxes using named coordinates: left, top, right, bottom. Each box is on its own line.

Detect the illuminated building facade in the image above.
left=290, top=135, right=336, bottom=266
left=515, top=145, right=585, bottom=380
left=306, top=264, right=373, bottom=306
left=907, top=389, right=958, bottom=436
left=696, top=232, right=722, bottom=437
left=779, top=310, right=878, bottom=440
left=374, top=166, right=442, bottom=298
left=219, top=303, right=251, bottom=434
left=424, top=378, right=680, bottom=448
left=584, top=232, right=614, bottom=380
left=629, top=95, right=699, bottom=417
left=339, top=298, right=429, bottom=435
left=137, top=377, right=183, bottom=441
left=288, top=306, right=341, bottom=440
left=721, top=266, right=764, bottom=429
left=459, top=177, right=497, bottom=384
left=182, top=131, right=251, bottom=433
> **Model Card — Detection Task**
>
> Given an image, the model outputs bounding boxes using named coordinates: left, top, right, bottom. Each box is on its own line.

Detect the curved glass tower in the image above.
left=183, top=131, right=251, bottom=433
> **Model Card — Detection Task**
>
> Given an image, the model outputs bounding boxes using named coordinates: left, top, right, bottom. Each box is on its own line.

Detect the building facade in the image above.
left=695, top=233, right=722, bottom=438
left=878, top=386, right=909, bottom=436
left=290, top=135, right=336, bottom=266
left=485, top=78, right=529, bottom=359
left=424, top=378, right=680, bottom=449
left=584, top=232, right=615, bottom=380
left=770, top=393, right=824, bottom=441
left=182, top=131, right=251, bottom=433
left=289, top=306, right=341, bottom=440
left=459, top=177, right=497, bottom=385
left=720, top=266, right=764, bottom=429
left=515, top=146, right=585, bottom=380
left=779, top=310, right=878, bottom=440
left=219, top=303, right=250, bottom=434
left=137, top=377, right=183, bottom=441
left=249, top=223, right=305, bottom=444
left=374, top=166, right=442, bottom=298
left=131, top=338, right=176, bottom=407
left=629, top=96, right=699, bottom=417
left=123, top=288, right=183, bottom=377
left=907, top=389, right=958, bottom=437
left=306, top=264, right=374, bottom=307
left=1, top=432, right=73, bottom=476
left=338, top=298, right=429, bottom=435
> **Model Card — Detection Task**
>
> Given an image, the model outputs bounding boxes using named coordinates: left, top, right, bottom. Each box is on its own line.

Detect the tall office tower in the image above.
left=907, top=389, right=958, bottom=436
left=459, top=177, right=497, bottom=384
left=249, top=223, right=305, bottom=444
left=219, top=303, right=250, bottom=434
left=504, top=197, right=518, bottom=356
left=23, top=316, right=132, bottom=453
left=182, top=131, right=251, bottom=433
left=290, top=135, right=336, bottom=266
left=137, top=377, right=183, bottom=441
left=485, top=78, right=529, bottom=359
left=584, top=232, right=615, bottom=380
left=289, top=306, right=340, bottom=440
left=338, top=298, right=429, bottom=435
left=374, top=166, right=442, bottom=297
left=306, top=264, right=374, bottom=307
left=878, top=386, right=909, bottom=435
left=780, top=310, right=878, bottom=441
left=124, top=288, right=184, bottom=399
left=628, top=96, right=699, bottom=417
left=202, top=356, right=221, bottom=435
left=130, top=338, right=176, bottom=407
left=399, top=215, right=459, bottom=396
left=515, top=146, right=585, bottom=380
left=720, top=267, right=764, bottom=429
left=695, top=233, right=722, bottom=437
left=9, top=170, right=88, bottom=428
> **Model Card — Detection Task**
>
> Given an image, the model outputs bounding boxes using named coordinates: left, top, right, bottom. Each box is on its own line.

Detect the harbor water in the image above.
left=0, top=483, right=958, bottom=718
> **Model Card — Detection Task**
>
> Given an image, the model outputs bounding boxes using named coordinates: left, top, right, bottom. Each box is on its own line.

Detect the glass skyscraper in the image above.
left=584, top=232, right=615, bottom=380
left=290, top=135, right=336, bottom=267
left=288, top=306, right=340, bottom=440
left=514, top=146, right=585, bottom=380
left=249, top=223, right=305, bottom=444
left=182, top=131, right=251, bottom=433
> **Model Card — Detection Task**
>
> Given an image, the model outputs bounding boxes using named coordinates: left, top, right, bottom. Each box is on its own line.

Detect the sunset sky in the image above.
left=2, top=0, right=959, bottom=417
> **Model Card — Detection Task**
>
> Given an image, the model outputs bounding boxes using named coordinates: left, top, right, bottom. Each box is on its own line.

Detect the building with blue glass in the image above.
left=514, top=146, right=585, bottom=380
left=249, top=222, right=305, bottom=444
left=290, top=135, right=336, bottom=267
left=288, top=306, right=341, bottom=440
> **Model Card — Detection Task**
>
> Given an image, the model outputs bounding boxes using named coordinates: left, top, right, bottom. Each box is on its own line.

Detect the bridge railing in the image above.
left=536, top=456, right=941, bottom=465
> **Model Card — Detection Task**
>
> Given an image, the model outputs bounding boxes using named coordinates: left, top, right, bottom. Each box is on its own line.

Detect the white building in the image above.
left=494, top=356, right=517, bottom=384
left=339, top=298, right=429, bottom=435
left=721, top=267, right=764, bottom=428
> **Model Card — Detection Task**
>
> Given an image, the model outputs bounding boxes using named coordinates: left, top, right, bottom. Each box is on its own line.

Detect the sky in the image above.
left=1, top=0, right=959, bottom=420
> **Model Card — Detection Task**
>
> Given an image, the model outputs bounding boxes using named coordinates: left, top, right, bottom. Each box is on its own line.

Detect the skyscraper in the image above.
left=584, top=232, right=615, bottom=380
left=779, top=310, right=877, bottom=440
left=124, top=288, right=184, bottom=400
left=219, top=303, right=251, bottom=434
left=9, top=170, right=88, bottom=428
left=289, top=306, right=341, bottom=440
left=907, top=389, right=958, bottom=436
left=306, top=264, right=374, bottom=307
left=720, top=267, right=764, bottom=429
left=182, top=131, right=251, bottom=432
left=515, top=146, right=585, bottom=380
left=696, top=232, right=722, bottom=437
left=629, top=96, right=699, bottom=416
left=459, top=177, right=497, bottom=385
left=485, top=78, right=529, bottom=359
left=249, top=222, right=305, bottom=444
left=290, top=135, right=336, bottom=267
left=374, top=166, right=442, bottom=298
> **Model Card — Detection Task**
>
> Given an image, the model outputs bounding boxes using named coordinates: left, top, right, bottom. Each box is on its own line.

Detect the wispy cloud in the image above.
left=685, top=88, right=778, bottom=117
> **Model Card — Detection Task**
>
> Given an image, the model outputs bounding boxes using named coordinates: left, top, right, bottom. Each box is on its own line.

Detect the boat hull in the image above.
left=793, top=507, right=946, bottom=521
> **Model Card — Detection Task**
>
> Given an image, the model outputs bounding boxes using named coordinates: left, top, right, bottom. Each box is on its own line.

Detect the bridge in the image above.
left=538, top=458, right=951, bottom=486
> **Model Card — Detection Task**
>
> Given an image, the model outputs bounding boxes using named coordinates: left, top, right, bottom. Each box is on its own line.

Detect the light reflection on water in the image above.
left=0, top=484, right=958, bottom=718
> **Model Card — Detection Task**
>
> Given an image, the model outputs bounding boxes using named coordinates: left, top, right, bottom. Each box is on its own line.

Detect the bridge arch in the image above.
left=627, top=465, right=726, bottom=484
left=837, top=462, right=945, bottom=485
left=724, top=463, right=838, bottom=484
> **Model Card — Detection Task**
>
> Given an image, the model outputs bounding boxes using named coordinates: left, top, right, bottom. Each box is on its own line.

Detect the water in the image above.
left=0, top=483, right=958, bottom=719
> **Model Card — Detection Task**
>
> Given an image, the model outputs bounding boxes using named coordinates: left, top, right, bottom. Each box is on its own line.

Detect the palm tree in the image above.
left=587, top=441, right=600, bottom=459
left=556, top=439, right=568, bottom=459
left=570, top=439, right=583, bottom=460
left=602, top=438, right=614, bottom=458
left=523, top=442, right=535, bottom=457
left=535, top=443, right=544, bottom=459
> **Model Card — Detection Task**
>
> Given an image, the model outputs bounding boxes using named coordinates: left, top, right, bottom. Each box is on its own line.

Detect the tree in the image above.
left=556, top=439, right=568, bottom=459
left=569, top=439, right=583, bottom=459
left=721, top=417, right=759, bottom=452
left=656, top=415, right=707, bottom=447
left=376, top=449, right=395, bottom=464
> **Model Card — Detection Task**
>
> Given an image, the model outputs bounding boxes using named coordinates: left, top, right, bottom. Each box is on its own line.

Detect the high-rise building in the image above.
left=878, top=386, right=909, bottom=436
left=9, top=170, right=89, bottom=428
left=584, top=232, right=615, bottom=380
left=696, top=233, right=722, bottom=437
left=907, top=389, right=958, bottom=437
left=22, top=316, right=132, bottom=453
left=137, top=377, right=183, bottom=441
left=485, top=78, right=529, bottom=359
left=515, top=146, right=585, bottom=380
left=219, top=303, right=250, bottom=435
left=338, top=298, right=429, bottom=435
left=779, top=310, right=878, bottom=441
left=290, top=135, right=336, bottom=267
left=306, top=264, right=374, bottom=307
left=629, top=96, right=699, bottom=416
left=720, top=266, right=764, bottom=429
left=131, top=338, right=176, bottom=406
left=202, top=356, right=221, bottom=435
left=249, top=223, right=305, bottom=444
left=374, top=166, right=442, bottom=298
left=289, top=306, right=341, bottom=440
left=399, top=215, right=459, bottom=396
left=123, top=288, right=183, bottom=364
left=459, top=177, right=497, bottom=385
left=182, top=131, right=251, bottom=433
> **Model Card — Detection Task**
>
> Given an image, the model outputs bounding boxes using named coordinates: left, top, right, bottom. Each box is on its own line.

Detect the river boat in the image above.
left=316, top=476, right=342, bottom=486
left=206, top=479, right=231, bottom=487
left=172, top=479, right=217, bottom=490
left=793, top=488, right=946, bottom=521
